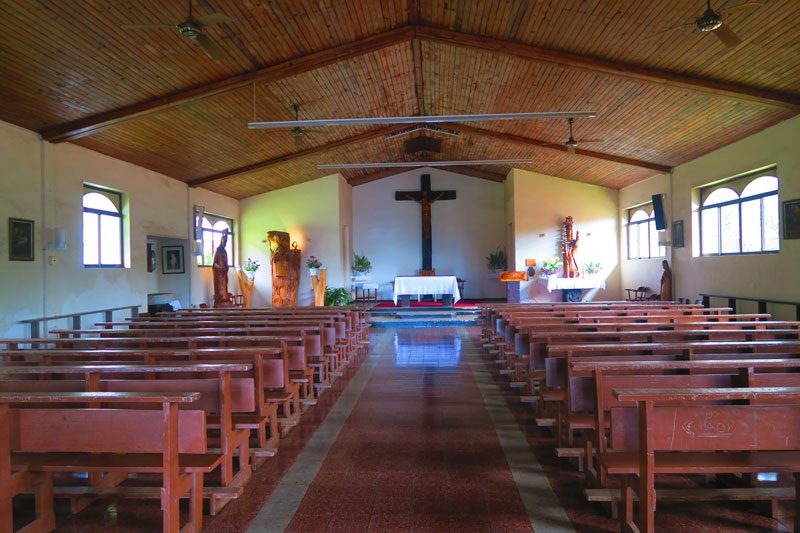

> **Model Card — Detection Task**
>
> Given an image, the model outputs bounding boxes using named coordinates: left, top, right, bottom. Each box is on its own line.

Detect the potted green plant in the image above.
left=352, top=253, right=372, bottom=280
left=583, top=261, right=602, bottom=276
left=540, top=257, right=563, bottom=277
left=486, top=247, right=507, bottom=278
left=306, top=256, right=322, bottom=276
left=324, top=287, right=351, bottom=306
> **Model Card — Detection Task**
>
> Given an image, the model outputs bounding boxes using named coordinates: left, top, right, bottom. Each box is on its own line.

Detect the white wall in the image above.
left=618, top=173, right=672, bottom=296
left=508, top=169, right=621, bottom=302
left=352, top=168, right=506, bottom=300
left=0, top=119, right=239, bottom=336
left=670, top=115, right=800, bottom=317
left=239, top=174, right=349, bottom=307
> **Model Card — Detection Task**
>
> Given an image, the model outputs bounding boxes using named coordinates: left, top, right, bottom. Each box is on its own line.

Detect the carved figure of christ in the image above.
left=394, top=174, right=457, bottom=271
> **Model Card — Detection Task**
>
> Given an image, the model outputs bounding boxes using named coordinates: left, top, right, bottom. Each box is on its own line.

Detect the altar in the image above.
left=543, top=275, right=606, bottom=302
left=393, top=275, right=461, bottom=307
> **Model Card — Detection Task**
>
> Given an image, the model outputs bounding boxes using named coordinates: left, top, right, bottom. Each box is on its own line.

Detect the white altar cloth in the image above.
left=544, top=276, right=606, bottom=293
left=393, top=276, right=461, bottom=304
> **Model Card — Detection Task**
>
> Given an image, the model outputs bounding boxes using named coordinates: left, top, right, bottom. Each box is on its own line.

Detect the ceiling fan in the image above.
left=288, top=104, right=316, bottom=147
left=248, top=111, right=596, bottom=129
left=543, top=118, right=604, bottom=154
left=121, top=0, right=231, bottom=60
left=645, top=0, right=767, bottom=48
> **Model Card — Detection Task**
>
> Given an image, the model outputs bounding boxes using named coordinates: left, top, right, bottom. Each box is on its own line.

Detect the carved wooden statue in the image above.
left=212, top=228, right=232, bottom=308
left=267, top=231, right=301, bottom=307
left=660, top=259, right=673, bottom=301
left=562, top=216, right=581, bottom=278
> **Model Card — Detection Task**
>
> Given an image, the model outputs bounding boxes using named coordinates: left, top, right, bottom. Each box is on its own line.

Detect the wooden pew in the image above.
left=0, top=362, right=253, bottom=515
left=1, top=391, right=216, bottom=533
left=606, top=387, right=800, bottom=533
left=0, top=346, right=286, bottom=457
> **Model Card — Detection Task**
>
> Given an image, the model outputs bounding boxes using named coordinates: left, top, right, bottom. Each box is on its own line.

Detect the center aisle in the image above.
left=245, top=327, right=572, bottom=532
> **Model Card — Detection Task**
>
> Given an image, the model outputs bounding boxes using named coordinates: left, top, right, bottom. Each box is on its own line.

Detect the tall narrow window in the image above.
left=197, top=214, right=234, bottom=266
left=699, top=169, right=779, bottom=256
left=627, top=203, right=665, bottom=259
left=82, top=185, right=123, bottom=267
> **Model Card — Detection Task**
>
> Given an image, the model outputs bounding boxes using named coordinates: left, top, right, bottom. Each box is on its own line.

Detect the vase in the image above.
left=309, top=267, right=319, bottom=277
left=245, top=270, right=256, bottom=280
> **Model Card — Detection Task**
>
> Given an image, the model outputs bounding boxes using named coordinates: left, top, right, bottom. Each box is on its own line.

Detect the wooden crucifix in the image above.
left=395, top=174, right=456, bottom=271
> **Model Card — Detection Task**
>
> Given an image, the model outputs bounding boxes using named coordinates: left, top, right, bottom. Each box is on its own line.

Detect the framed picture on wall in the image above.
left=671, top=219, right=685, bottom=248
left=783, top=199, right=800, bottom=240
left=8, top=218, right=34, bottom=261
left=162, top=245, right=185, bottom=274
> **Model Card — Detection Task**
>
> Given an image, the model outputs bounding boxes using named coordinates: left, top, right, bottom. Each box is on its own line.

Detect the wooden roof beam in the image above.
left=188, top=125, right=407, bottom=187
left=447, top=123, right=672, bottom=173
left=347, top=164, right=505, bottom=187
left=414, top=26, right=800, bottom=111
left=41, top=26, right=415, bottom=143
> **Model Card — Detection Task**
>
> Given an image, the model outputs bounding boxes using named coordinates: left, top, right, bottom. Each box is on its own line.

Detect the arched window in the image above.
left=197, top=214, right=234, bottom=266
left=699, top=169, right=780, bottom=255
left=627, top=204, right=665, bottom=259
left=82, top=185, right=123, bottom=267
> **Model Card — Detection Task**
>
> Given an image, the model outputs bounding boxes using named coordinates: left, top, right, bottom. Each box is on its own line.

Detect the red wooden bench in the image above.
left=1, top=391, right=216, bottom=533
left=606, top=387, right=800, bottom=533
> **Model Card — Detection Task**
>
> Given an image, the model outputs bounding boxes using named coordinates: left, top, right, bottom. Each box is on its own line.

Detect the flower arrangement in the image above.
left=242, top=258, right=261, bottom=272
left=583, top=261, right=602, bottom=275
left=486, top=247, right=507, bottom=271
left=540, top=257, right=563, bottom=276
left=306, top=256, right=322, bottom=269
left=352, top=253, right=372, bottom=274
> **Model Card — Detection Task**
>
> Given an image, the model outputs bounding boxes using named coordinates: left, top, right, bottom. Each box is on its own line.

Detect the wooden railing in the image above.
left=19, top=304, right=140, bottom=338
left=700, top=293, right=800, bottom=319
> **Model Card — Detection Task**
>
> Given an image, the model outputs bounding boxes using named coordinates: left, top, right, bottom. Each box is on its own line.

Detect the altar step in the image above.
left=368, top=306, right=481, bottom=328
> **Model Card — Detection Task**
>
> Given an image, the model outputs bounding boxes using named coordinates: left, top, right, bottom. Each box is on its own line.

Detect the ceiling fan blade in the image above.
left=248, top=111, right=596, bottom=129
left=641, top=21, right=695, bottom=42
left=196, top=33, right=225, bottom=60
left=721, top=1, right=766, bottom=15
left=198, top=13, right=232, bottom=26
left=713, top=23, right=743, bottom=48
left=121, top=23, right=178, bottom=30
left=578, top=138, right=605, bottom=143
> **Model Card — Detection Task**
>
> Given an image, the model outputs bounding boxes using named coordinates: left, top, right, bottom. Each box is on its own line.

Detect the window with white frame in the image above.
left=82, top=185, right=124, bottom=267
left=699, top=169, right=779, bottom=256
left=627, top=203, right=665, bottom=259
left=197, top=214, right=234, bottom=266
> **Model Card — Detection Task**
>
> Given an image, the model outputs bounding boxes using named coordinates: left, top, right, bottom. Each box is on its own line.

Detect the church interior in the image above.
left=1, top=1, right=799, bottom=531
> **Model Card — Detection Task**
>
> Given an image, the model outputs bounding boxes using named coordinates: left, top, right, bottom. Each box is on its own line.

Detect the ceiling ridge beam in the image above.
left=447, top=123, right=672, bottom=173
left=189, top=125, right=407, bottom=187
left=413, top=25, right=800, bottom=111
left=40, top=26, right=415, bottom=143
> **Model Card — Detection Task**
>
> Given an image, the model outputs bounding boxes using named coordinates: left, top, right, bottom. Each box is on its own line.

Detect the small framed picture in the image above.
left=8, top=218, right=34, bottom=261
left=671, top=219, right=685, bottom=248
left=162, top=245, right=185, bottom=274
left=783, top=199, right=800, bottom=240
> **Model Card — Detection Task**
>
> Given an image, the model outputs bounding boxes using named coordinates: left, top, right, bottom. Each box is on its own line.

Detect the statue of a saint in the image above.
left=563, top=216, right=580, bottom=278
left=660, top=259, right=673, bottom=301
left=213, top=229, right=232, bottom=308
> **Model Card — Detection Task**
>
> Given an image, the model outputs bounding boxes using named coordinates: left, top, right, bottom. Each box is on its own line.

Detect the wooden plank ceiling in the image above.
left=0, top=0, right=798, bottom=199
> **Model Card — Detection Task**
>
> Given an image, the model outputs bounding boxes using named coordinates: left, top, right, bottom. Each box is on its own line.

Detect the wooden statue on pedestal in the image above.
left=212, top=228, right=232, bottom=308
left=562, top=216, right=580, bottom=278
left=660, top=259, right=673, bottom=301
left=267, top=231, right=301, bottom=307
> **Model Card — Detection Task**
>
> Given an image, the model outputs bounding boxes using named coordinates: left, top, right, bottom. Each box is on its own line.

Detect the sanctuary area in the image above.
left=0, top=1, right=799, bottom=532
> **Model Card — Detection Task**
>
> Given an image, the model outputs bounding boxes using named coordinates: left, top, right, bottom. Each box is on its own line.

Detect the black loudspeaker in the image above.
left=652, top=194, right=667, bottom=231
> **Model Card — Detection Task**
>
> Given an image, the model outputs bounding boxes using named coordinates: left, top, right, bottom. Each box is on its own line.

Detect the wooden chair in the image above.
left=625, top=286, right=650, bottom=301
left=353, top=284, right=378, bottom=304
left=457, top=278, right=465, bottom=298
left=418, top=269, right=436, bottom=276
